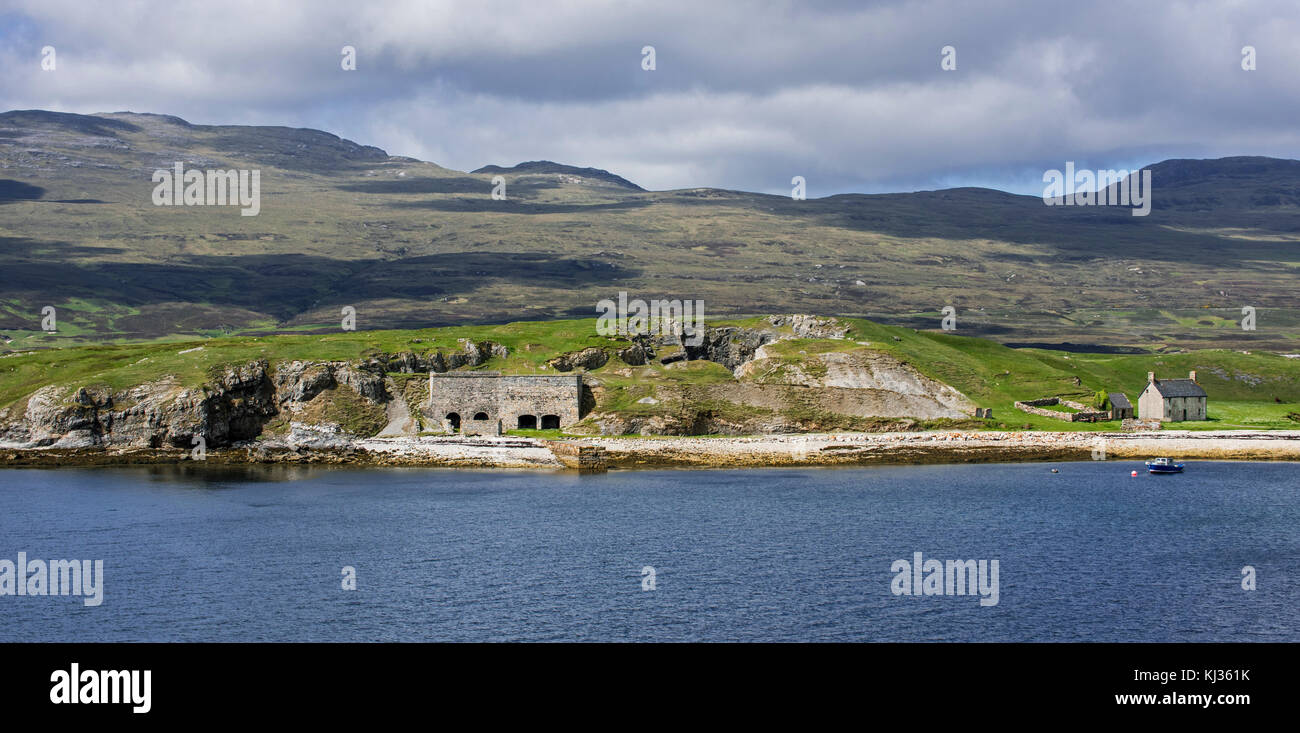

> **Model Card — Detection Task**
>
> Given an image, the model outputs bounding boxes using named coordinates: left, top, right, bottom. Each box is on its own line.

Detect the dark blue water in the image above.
left=1, top=462, right=1296, bottom=641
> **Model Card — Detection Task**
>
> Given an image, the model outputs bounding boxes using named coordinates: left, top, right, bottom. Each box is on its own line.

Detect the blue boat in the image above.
left=1145, top=457, right=1185, bottom=474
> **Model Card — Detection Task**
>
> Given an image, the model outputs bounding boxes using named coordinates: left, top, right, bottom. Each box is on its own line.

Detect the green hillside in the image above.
left=3, top=316, right=1296, bottom=433
left=2, top=110, right=1299, bottom=353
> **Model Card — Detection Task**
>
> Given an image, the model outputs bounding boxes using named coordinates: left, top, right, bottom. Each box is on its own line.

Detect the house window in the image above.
left=518, top=415, right=537, bottom=429
left=541, top=415, right=560, bottom=429
left=473, top=411, right=489, bottom=421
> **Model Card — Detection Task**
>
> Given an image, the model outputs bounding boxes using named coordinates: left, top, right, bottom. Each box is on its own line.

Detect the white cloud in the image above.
left=3, top=0, right=1299, bottom=194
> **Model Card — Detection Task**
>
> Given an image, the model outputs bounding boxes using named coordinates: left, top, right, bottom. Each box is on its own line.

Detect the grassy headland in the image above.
left=3, top=316, right=1297, bottom=435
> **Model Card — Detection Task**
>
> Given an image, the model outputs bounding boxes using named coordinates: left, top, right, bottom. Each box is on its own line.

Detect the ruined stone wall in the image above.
left=1058, top=399, right=1111, bottom=422
left=1015, top=398, right=1069, bottom=419
left=1014, top=397, right=1110, bottom=422
left=547, top=441, right=608, bottom=472
left=425, top=374, right=582, bottom=434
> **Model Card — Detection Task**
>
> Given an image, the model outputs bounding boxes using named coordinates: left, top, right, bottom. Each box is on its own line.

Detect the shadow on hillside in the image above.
left=649, top=186, right=1300, bottom=263
left=337, top=176, right=566, bottom=195
left=0, top=180, right=44, bottom=203
left=0, top=246, right=640, bottom=320
left=386, top=197, right=653, bottom=215
left=338, top=176, right=491, bottom=195
left=0, top=237, right=125, bottom=257
left=0, top=110, right=139, bottom=137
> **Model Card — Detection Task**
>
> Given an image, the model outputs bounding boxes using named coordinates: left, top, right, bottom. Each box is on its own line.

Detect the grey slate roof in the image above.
left=1107, top=392, right=1133, bottom=409
left=1150, top=379, right=1207, bottom=398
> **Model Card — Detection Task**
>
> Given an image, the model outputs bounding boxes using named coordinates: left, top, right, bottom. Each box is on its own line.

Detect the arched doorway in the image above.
left=518, top=415, right=537, bottom=429
left=446, top=413, right=461, bottom=433
left=540, top=415, right=560, bottom=430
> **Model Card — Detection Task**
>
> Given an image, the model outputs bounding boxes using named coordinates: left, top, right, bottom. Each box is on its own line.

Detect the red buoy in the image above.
left=1131, top=470, right=1138, bottom=477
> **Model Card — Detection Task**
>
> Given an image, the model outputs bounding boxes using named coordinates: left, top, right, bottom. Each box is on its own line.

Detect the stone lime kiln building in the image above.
left=1137, top=371, right=1208, bottom=422
left=424, top=372, right=583, bottom=435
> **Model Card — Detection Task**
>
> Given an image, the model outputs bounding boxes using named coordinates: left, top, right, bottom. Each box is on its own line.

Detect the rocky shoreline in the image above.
left=4, top=430, right=1299, bottom=469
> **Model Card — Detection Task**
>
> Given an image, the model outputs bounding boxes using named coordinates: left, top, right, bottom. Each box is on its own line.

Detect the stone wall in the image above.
left=547, top=441, right=608, bottom=472
left=424, top=373, right=583, bottom=434
left=1014, top=397, right=1110, bottom=422
left=1015, top=397, right=1068, bottom=419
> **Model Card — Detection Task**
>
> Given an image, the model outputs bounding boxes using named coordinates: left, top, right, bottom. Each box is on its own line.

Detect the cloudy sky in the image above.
left=1, top=0, right=1296, bottom=195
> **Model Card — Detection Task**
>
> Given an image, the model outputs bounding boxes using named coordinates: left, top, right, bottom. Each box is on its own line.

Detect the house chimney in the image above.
left=1148, top=371, right=1155, bottom=384
left=1189, top=370, right=1197, bottom=382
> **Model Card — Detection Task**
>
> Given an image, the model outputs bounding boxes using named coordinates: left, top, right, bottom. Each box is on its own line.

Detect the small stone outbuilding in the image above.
left=1108, top=392, right=1134, bottom=420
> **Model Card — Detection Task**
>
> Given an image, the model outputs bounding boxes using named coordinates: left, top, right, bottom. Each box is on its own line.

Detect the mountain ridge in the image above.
left=470, top=160, right=645, bottom=191
left=6, top=109, right=1298, bottom=199
left=1, top=109, right=1297, bottom=352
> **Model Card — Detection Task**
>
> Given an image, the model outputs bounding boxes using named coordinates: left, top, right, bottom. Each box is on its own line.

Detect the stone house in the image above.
left=425, top=373, right=583, bottom=435
left=1137, top=371, right=1207, bottom=422
left=1107, top=392, right=1133, bottom=420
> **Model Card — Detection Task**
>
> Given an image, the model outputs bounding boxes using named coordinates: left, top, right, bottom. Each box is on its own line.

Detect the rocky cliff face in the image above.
left=581, top=352, right=977, bottom=437
left=736, top=350, right=973, bottom=415
left=656, top=315, right=848, bottom=372
left=0, top=339, right=513, bottom=450
left=0, top=360, right=279, bottom=449
left=0, top=317, right=980, bottom=447
left=577, top=316, right=978, bottom=436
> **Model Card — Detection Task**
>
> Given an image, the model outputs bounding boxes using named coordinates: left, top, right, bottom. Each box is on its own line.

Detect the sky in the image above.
left=1, top=0, right=1297, bottom=195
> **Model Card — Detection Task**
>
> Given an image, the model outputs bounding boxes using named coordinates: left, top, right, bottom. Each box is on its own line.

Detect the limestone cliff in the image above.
left=581, top=348, right=975, bottom=436
left=0, top=339, right=506, bottom=450
left=577, top=316, right=977, bottom=435
left=0, top=316, right=980, bottom=447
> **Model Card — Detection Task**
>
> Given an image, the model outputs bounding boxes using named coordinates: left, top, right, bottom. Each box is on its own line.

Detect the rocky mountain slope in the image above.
left=1, top=110, right=1298, bottom=351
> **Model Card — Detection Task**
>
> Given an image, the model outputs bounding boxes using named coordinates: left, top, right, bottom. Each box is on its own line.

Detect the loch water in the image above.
left=1, top=461, right=1296, bottom=642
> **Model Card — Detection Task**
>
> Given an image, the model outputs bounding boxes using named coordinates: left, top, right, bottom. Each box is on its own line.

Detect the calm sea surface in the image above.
left=1, top=461, right=1296, bottom=642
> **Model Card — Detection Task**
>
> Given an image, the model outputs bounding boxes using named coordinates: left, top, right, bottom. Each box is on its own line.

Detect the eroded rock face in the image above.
left=376, top=351, right=426, bottom=373
left=766, top=314, right=850, bottom=340
left=0, top=355, right=402, bottom=450
left=250, top=422, right=356, bottom=458
left=334, top=363, right=388, bottom=403
left=735, top=351, right=974, bottom=417
left=274, top=360, right=388, bottom=404
left=0, top=360, right=280, bottom=450
left=650, top=316, right=846, bottom=372
left=579, top=345, right=976, bottom=436
left=547, top=347, right=609, bottom=372
left=617, top=335, right=655, bottom=366
left=0, top=318, right=980, bottom=446
left=5, top=385, right=105, bottom=448
left=275, top=362, right=336, bottom=402
left=199, top=359, right=280, bottom=445
left=0, top=339, right=525, bottom=450
left=667, top=327, right=777, bottom=370
left=447, top=340, right=509, bottom=370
